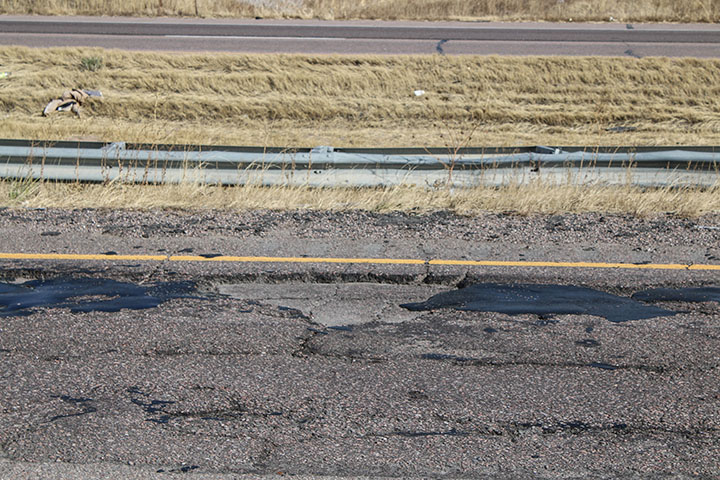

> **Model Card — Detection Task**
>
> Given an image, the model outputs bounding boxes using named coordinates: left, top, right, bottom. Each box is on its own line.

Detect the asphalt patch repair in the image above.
left=631, top=286, right=720, bottom=303
left=0, top=277, right=196, bottom=317
left=400, top=283, right=699, bottom=322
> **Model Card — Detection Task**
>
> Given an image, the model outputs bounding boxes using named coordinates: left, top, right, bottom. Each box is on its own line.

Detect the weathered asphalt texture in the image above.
left=0, top=209, right=719, bottom=478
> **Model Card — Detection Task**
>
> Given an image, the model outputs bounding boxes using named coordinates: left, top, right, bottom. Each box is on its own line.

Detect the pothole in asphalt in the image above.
left=400, top=283, right=677, bottom=323
left=0, top=278, right=197, bottom=317
left=216, top=282, right=447, bottom=326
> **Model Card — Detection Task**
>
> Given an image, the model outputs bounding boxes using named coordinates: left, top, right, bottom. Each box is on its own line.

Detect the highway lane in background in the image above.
left=1, top=16, right=719, bottom=56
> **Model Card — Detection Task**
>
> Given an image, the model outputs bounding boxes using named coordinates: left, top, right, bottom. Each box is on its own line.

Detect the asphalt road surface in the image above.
left=1, top=16, right=719, bottom=56
left=0, top=209, right=719, bottom=478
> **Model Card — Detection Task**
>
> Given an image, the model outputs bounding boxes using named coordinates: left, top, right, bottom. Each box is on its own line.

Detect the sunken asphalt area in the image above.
left=0, top=208, right=719, bottom=478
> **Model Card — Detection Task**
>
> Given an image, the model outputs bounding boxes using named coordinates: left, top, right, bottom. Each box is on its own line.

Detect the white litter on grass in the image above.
left=414, top=90, right=425, bottom=96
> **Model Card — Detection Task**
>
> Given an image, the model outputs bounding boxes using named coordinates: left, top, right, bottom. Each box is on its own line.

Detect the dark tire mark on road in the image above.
left=127, top=387, right=176, bottom=424
left=157, top=465, right=199, bottom=473
left=48, top=395, right=97, bottom=423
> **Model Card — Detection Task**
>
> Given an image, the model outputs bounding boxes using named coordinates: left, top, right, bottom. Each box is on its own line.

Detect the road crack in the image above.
left=436, top=39, right=448, bottom=55
left=365, top=421, right=719, bottom=439
left=418, top=353, right=667, bottom=373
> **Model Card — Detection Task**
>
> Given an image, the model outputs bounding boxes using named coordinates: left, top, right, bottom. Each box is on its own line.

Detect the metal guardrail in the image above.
left=0, top=140, right=718, bottom=188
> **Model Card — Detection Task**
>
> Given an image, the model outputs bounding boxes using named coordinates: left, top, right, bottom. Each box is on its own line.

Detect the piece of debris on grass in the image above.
left=42, top=89, right=102, bottom=117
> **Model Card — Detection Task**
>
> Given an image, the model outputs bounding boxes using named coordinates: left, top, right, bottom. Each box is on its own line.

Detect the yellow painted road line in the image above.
left=0, top=253, right=167, bottom=261
left=0, top=252, right=718, bottom=270
left=167, top=255, right=426, bottom=264
left=429, top=259, right=720, bottom=270
left=688, top=264, right=720, bottom=271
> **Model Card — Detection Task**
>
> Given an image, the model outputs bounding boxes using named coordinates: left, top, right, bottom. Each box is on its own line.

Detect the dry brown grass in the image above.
left=1, top=0, right=718, bottom=22
left=1, top=180, right=718, bottom=217
left=1, top=47, right=719, bottom=148
left=2, top=47, right=719, bottom=217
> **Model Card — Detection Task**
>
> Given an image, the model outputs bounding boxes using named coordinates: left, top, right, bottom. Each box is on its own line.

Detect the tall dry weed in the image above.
left=2, top=180, right=718, bottom=217
left=1, top=0, right=718, bottom=21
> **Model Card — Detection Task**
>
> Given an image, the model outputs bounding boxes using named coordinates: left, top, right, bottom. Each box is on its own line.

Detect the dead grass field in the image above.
left=1, top=47, right=719, bottom=148
left=1, top=47, right=719, bottom=216
left=2, top=180, right=719, bottom=217
left=1, top=0, right=718, bottom=22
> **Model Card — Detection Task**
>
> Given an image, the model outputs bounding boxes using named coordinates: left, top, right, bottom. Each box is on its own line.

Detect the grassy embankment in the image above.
left=1, top=0, right=718, bottom=22
left=0, top=47, right=718, bottom=215
left=2, top=47, right=719, bottom=147
left=3, top=181, right=719, bottom=217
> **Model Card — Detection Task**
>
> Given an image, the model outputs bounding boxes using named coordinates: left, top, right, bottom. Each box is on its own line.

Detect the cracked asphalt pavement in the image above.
left=0, top=209, right=719, bottom=478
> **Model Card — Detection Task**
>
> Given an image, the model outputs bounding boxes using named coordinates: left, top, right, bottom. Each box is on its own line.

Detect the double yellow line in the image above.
left=0, top=252, right=718, bottom=270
